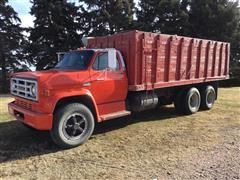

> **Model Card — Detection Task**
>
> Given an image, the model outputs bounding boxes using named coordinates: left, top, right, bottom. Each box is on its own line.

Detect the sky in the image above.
left=8, top=0, right=34, bottom=27
left=8, top=0, right=240, bottom=28
left=8, top=0, right=140, bottom=28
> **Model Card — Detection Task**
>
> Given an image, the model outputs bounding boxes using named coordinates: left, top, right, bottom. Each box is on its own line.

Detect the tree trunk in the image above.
left=1, top=52, right=7, bottom=93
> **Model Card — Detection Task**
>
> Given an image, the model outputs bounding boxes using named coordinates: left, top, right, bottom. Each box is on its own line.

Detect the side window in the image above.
left=93, top=52, right=108, bottom=70
left=93, top=51, right=121, bottom=71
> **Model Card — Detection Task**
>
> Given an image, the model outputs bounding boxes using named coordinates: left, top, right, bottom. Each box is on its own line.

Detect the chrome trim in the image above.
left=83, top=82, right=91, bottom=87
left=11, top=77, right=38, bottom=101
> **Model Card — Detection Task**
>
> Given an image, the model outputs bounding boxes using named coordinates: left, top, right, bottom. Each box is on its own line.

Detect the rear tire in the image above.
left=175, top=87, right=201, bottom=115
left=200, top=85, right=216, bottom=110
left=50, top=103, right=95, bottom=149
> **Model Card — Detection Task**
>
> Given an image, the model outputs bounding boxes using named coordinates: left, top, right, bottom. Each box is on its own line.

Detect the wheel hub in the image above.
left=62, top=113, right=86, bottom=139
left=207, top=91, right=215, bottom=105
left=188, top=91, right=200, bottom=112
left=73, top=124, right=80, bottom=130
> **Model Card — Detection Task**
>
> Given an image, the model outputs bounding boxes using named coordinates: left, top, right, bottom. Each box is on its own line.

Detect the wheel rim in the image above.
left=206, top=90, right=215, bottom=107
left=62, top=113, right=87, bottom=140
left=189, top=92, right=200, bottom=111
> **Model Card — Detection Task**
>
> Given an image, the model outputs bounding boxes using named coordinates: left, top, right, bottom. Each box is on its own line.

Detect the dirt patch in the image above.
left=0, top=88, right=239, bottom=179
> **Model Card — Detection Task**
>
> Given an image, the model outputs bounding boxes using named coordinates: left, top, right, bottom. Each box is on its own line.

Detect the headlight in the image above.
left=30, top=84, right=37, bottom=97
left=10, top=80, right=15, bottom=91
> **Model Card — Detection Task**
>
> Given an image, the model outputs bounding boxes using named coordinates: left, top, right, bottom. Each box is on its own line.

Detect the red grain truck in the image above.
left=8, top=30, right=230, bottom=148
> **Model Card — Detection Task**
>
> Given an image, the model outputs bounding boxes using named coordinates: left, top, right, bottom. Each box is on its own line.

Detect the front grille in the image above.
left=15, top=99, right=33, bottom=110
left=11, top=77, right=38, bottom=101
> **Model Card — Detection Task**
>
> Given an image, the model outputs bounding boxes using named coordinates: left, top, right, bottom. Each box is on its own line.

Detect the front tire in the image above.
left=50, top=103, right=95, bottom=148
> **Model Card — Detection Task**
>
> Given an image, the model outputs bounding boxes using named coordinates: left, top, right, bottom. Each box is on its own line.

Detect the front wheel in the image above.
left=50, top=103, right=95, bottom=148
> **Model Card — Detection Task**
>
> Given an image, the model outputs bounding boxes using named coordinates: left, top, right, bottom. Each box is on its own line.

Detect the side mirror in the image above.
left=108, top=49, right=117, bottom=70
left=57, top=52, right=65, bottom=62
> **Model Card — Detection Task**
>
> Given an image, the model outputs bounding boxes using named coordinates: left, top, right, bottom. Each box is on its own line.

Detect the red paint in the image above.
left=8, top=102, right=53, bottom=130
left=88, top=30, right=229, bottom=91
left=8, top=30, right=229, bottom=130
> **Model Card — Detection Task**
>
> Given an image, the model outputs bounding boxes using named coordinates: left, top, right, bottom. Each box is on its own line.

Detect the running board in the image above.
left=100, top=110, right=131, bottom=121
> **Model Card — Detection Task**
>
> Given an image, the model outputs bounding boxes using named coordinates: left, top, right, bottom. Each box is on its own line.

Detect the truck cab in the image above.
left=8, top=48, right=129, bottom=148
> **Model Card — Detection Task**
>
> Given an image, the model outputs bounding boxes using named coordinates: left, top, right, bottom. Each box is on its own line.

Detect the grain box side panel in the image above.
left=213, top=42, right=220, bottom=77
left=155, top=35, right=171, bottom=83
left=136, top=32, right=146, bottom=85
left=154, top=35, right=164, bottom=83
left=130, top=31, right=138, bottom=86
left=120, top=31, right=138, bottom=86
left=211, top=42, right=217, bottom=77
left=168, top=36, right=178, bottom=82
left=221, top=43, right=227, bottom=76
left=195, top=40, right=202, bottom=78
left=198, top=40, right=207, bottom=78
left=225, top=43, right=229, bottom=76
left=190, top=39, right=199, bottom=79
left=142, top=32, right=158, bottom=87
left=207, top=42, right=215, bottom=78
left=180, top=38, right=192, bottom=80
left=87, top=31, right=230, bottom=92
left=153, top=35, right=161, bottom=83
left=175, top=38, right=184, bottom=80
left=218, top=43, right=224, bottom=76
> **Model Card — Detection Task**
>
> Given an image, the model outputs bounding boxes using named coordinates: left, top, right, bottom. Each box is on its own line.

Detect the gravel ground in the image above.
left=0, top=87, right=239, bottom=179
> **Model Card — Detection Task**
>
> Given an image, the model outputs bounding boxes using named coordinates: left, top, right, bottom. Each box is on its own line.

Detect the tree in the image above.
left=188, top=0, right=239, bottom=41
left=0, top=0, right=25, bottom=92
left=189, top=0, right=240, bottom=82
left=137, top=0, right=240, bottom=82
left=82, top=0, right=135, bottom=36
left=28, top=0, right=83, bottom=70
left=136, top=0, right=189, bottom=35
left=230, top=16, right=240, bottom=82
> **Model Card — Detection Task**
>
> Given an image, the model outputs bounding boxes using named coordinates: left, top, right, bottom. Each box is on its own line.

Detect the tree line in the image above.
left=0, top=0, right=239, bottom=92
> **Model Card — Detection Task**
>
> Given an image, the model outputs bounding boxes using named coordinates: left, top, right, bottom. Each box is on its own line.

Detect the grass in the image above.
left=0, top=95, right=13, bottom=121
left=0, top=87, right=239, bottom=179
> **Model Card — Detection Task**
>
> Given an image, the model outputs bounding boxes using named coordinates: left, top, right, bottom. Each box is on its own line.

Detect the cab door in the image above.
left=89, top=50, right=128, bottom=105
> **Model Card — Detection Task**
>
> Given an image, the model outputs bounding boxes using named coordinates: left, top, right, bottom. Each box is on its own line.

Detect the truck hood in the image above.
left=12, top=69, right=90, bottom=89
left=13, top=69, right=58, bottom=80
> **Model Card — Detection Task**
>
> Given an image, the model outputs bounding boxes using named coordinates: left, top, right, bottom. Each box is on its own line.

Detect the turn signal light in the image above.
left=42, top=89, right=51, bottom=97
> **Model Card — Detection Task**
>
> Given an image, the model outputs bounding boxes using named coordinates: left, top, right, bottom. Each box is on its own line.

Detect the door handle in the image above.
left=96, top=78, right=104, bottom=81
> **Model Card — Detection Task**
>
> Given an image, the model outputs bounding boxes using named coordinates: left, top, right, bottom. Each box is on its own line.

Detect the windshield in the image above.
left=55, top=50, right=94, bottom=70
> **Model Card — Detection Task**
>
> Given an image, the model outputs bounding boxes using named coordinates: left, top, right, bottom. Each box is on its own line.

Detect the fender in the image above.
left=53, top=88, right=100, bottom=121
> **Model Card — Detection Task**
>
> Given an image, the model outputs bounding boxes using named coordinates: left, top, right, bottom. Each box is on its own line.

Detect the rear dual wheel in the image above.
left=200, top=85, right=216, bottom=110
left=174, top=87, right=201, bottom=115
left=174, top=85, right=216, bottom=115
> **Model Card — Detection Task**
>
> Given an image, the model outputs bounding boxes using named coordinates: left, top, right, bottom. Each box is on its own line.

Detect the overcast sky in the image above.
left=8, top=0, right=140, bottom=28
